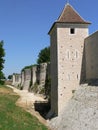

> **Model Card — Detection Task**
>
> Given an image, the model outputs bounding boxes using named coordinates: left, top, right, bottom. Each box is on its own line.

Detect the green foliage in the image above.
left=37, top=47, right=50, bottom=64
left=0, top=71, right=5, bottom=85
left=0, top=41, right=5, bottom=84
left=31, top=82, right=39, bottom=93
left=0, top=85, right=48, bottom=130
left=8, top=75, right=12, bottom=80
left=21, top=64, right=37, bottom=72
left=0, top=41, right=5, bottom=70
left=0, top=80, right=5, bottom=85
left=39, top=87, right=45, bottom=94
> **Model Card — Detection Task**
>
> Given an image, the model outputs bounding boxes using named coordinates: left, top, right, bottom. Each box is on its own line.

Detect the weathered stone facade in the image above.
left=12, top=63, right=50, bottom=91
left=85, top=31, right=98, bottom=81
left=31, top=65, right=37, bottom=86
left=48, top=3, right=98, bottom=117
left=37, top=63, right=48, bottom=86
left=12, top=73, right=21, bottom=87
left=23, top=68, right=31, bottom=90
left=49, top=4, right=90, bottom=116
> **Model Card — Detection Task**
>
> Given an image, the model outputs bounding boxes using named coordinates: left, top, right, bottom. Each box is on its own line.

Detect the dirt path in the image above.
left=7, top=85, right=50, bottom=129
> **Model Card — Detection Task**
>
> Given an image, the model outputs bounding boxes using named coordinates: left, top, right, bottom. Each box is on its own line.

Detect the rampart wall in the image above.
left=12, top=63, right=50, bottom=91
left=85, top=31, right=98, bottom=81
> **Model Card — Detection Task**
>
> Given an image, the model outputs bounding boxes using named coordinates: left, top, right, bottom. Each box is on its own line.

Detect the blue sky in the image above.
left=0, top=0, right=98, bottom=77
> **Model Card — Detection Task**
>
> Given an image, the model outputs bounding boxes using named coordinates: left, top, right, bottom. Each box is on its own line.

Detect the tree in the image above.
left=8, top=75, right=12, bottom=80
left=21, top=64, right=37, bottom=72
left=37, top=46, right=50, bottom=64
left=0, top=40, right=5, bottom=84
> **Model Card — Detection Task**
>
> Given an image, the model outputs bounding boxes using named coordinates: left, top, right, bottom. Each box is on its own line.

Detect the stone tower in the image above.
left=48, top=3, right=90, bottom=116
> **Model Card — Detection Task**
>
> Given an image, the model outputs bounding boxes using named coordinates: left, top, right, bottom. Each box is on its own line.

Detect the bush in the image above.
left=31, top=82, right=39, bottom=93
left=0, top=80, right=5, bottom=85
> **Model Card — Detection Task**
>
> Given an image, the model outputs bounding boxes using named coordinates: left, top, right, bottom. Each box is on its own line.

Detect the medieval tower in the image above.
left=48, top=3, right=90, bottom=116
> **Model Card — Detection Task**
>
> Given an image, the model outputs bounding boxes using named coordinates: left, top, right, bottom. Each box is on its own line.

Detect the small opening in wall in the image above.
left=76, top=51, right=78, bottom=58
left=77, top=74, right=78, bottom=80
left=68, top=74, right=70, bottom=80
left=70, top=28, right=75, bottom=34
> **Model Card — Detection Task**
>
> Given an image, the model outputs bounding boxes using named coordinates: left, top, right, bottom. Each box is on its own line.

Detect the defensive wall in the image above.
left=12, top=63, right=50, bottom=91
left=85, top=31, right=98, bottom=82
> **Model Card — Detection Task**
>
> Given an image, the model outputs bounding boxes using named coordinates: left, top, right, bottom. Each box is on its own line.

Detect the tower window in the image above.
left=65, top=49, right=70, bottom=60
left=70, top=28, right=75, bottom=34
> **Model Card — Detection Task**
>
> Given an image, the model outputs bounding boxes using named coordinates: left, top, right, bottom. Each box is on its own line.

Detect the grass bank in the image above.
left=0, top=85, right=48, bottom=130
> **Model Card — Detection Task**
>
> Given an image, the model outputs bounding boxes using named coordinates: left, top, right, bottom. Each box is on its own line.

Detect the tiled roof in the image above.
left=57, top=4, right=90, bottom=24
left=48, top=4, right=91, bottom=34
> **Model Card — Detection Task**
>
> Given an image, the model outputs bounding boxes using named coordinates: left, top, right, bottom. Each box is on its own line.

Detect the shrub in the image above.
left=0, top=80, right=5, bottom=85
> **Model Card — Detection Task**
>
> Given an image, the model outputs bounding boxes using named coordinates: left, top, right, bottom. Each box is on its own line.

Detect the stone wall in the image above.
left=23, top=68, right=31, bottom=90
left=37, top=63, right=48, bottom=86
left=12, top=73, right=21, bottom=87
left=21, top=71, right=25, bottom=87
left=12, top=63, right=50, bottom=91
left=31, top=66, right=37, bottom=85
left=49, top=22, right=89, bottom=116
left=85, top=31, right=98, bottom=81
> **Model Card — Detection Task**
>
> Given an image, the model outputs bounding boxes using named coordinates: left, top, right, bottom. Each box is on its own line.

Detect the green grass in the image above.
left=0, top=85, right=48, bottom=130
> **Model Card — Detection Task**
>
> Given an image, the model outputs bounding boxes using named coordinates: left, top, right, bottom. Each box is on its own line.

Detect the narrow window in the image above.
left=76, top=51, right=78, bottom=58
left=66, top=74, right=70, bottom=80
left=74, top=50, right=79, bottom=59
left=77, top=74, right=78, bottom=80
left=65, top=50, right=70, bottom=60
left=67, top=51, right=70, bottom=59
left=70, top=28, right=75, bottom=34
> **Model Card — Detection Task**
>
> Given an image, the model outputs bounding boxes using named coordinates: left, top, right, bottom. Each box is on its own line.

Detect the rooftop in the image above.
left=57, top=3, right=90, bottom=24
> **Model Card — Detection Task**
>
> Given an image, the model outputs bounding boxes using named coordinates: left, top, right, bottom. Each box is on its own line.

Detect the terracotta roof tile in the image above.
left=57, top=4, right=90, bottom=24
left=48, top=4, right=91, bottom=34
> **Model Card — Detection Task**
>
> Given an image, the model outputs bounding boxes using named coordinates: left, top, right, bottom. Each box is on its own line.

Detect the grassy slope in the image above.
left=0, top=85, right=48, bottom=130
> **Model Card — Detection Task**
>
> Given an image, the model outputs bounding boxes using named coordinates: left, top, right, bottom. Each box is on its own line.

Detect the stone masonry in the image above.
left=48, top=3, right=90, bottom=116
left=85, top=31, right=98, bottom=81
left=48, top=2, right=98, bottom=117
left=12, top=63, right=50, bottom=91
left=12, top=73, right=21, bottom=87
left=23, top=68, right=31, bottom=90
left=49, top=85, right=98, bottom=130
